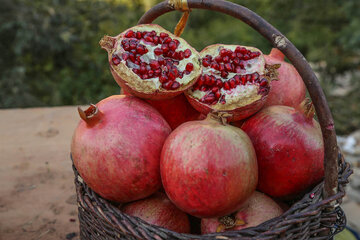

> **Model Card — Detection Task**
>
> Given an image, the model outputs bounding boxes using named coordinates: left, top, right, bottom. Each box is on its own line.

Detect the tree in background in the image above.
left=0, top=0, right=359, bottom=134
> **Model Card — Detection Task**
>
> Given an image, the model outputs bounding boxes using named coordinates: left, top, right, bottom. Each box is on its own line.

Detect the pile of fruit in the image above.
left=71, top=24, right=324, bottom=234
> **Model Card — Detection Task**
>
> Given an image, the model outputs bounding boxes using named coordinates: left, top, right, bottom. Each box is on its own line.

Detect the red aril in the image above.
left=186, top=45, right=278, bottom=122
left=241, top=99, right=324, bottom=199
left=100, top=24, right=201, bottom=100
left=121, top=192, right=191, bottom=233
left=160, top=114, right=258, bottom=218
left=201, top=191, right=283, bottom=234
left=71, top=95, right=171, bottom=203
left=263, top=48, right=306, bottom=108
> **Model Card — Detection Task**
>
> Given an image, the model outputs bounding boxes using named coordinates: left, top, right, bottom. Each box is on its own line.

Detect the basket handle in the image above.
left=138, top=0, right=339, bottom=200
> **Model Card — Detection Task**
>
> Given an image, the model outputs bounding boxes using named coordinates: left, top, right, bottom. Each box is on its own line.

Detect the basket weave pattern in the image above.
left=73, top=152, right=351, bottom=240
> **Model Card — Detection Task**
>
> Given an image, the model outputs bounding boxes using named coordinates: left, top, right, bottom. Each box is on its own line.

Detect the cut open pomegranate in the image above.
left=186, top=44, right=277, bottom=121
left=100, top=24, right=201, bottom=100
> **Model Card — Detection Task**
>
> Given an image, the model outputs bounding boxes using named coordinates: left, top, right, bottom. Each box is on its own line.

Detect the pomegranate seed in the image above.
left=132, top=68, right=139, bottom=74
left=260, top=79, right=268, bottom=87
left=163, top=37, right=172, bottom=44
left=215, top=56, right=222, bottom=63
left=212, top=87, right=219, bottom=93
left=172, top=68, right=179, bottom=76
left=221, top=71, right=228, bottom=78
left=155, top=69, right=161, bottom=76
left=224, top=82, right=230, bottom=90
left=250, top=52, right=258, bottom=59
left=161, top=44, right=169, bottom=53
left=136, top=45, right=144, bottom=54
left=178, top=51, right=185, bottom=60
left=225, top=63, right=232, bottom=71
left=154, top=48, right=163, bottom=55
left=158, top=58, right=165, bottom=65
left=112, top=55, right=121, bottom=65
left=141, top=31, right=148, bottom=37
left=150, top=60, right=160, bottom=69
left=236, top=53, right=243, bottom=59
left=220, top=49, right=227, bottom=57
left=148, top=70, right=154, bottom=77
left=150, top=30, right=156, bottom=36
left=202, top=59, right=210, bottom=67
left=169, top=41, right=177, bottom=51
left=233, top=57, right=240, bottom=65
left=162, top=81, right=173, bottom=90
left=129, top=53, right=135, bottom=62
left=223, top=56, right=230, bottom=63
left=152, top=36, right=159, bottom=45
left=200, top=86, right=208, bottom=92
left=168, top=71, right=176, bottom=81
left=136, top=55, right=141, bottom=62
left=123, top=44, right=130, bottom=51
left=220, top=95, right=226, bottom=104
left=234, top=75, right=241, bottom=85
left=134, top=60, right=140, bottom=65
left=235, top=66, right=242, bottom=73
left=159, top=75, right=168, bottom=83
left=160, top=32, right=168, bottom=39
left=121, top=53, right=129, bottom=61
left=145, top=36, right=153, bottom=42
left=142, top=74, right=149, bottom=79
left=136, top=32, right=142, bottom=39
left=241, top=75, right=247, bottom=84
left=171, top=81, right=180, bottom=90
left=216, top=79, right=223, bottom=88
left=230, top=52, right=237, bottom=60
left=173, top=39, right=180, bottom=47
left=252, top=72, right=260, bottom=81
left=211, top=62, right=219, bottom=70
left=210, top=76, right=216, bottom=85
left=246, top=74, right=252, bottom=82
left=184, top=49, right=192, bottom=58
left=203, top=93, right=215, bottom=104
left=139, top=65, right=146, bottom=74
left=239, top=61, right=245, bottom=69
left=240, top=47, right=247, bottom=54
left=243, top=54, right=250, bottom=60
left=204, top=75, right=211, bottom=85
left=219, top=64, right=225, bottom=72
left=215, top=91, right=221, bottom=99
left=235, top=47, right=241, bottom=53
left=186, top=63, right=194, bottom=72
left=229, top=79, right=236, bottom=88
left=125, top=30, right=134, bottom=38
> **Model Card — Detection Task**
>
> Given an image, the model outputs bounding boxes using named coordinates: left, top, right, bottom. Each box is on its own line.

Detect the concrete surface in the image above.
left=0, top=106, right=359, bottom=240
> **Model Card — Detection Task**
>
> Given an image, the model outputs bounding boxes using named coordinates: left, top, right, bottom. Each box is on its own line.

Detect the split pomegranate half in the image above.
left=186, top=44, right=277, bottom=121
left=100, top=24, right=202, bottom=100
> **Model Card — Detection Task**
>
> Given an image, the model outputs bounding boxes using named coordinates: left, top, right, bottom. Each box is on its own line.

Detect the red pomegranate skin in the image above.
left=122, top=192, right=191, bottom=233
left=146, top=94, right=201, bottom=130
left=241, top=105, right=324, bottom=199
left=263, top=48, right=306, bottom=108
left=71, top=95, right=171, bottom=203
left=161, top=115, right=258, bottom=218
left=201, top=191, right=283, bottom=234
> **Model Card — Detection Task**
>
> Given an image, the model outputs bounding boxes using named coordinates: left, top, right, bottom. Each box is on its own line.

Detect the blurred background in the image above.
left=1, top=0, right=359, bottom=135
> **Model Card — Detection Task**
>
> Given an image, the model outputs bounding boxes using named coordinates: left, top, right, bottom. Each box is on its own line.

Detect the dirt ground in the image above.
left=0, top=106, right=359, bottom=240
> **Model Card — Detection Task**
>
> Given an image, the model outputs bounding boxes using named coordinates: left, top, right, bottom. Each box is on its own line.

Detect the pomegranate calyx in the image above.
left=216, top=215, right=246, bottom=232
left=298, top=98, right=315, bottom=119
left=99, top=35, right=115, bottom=52
left=208, top=112, right=232, bottom=125
left=78, top=104, right=99, bottom=123
left=264, top=63, right=281, bottom=82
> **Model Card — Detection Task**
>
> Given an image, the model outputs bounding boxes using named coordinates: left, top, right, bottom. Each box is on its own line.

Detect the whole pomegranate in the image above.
left=201, top=191, right=283, bottom=234
left=121, top=192, right=191, bottom=233
left=71, top=95, right=171, bottom=203
left=161, top=113, right=258, bottom=218
left=263, top=48, right=306, bottom=108
left=241, top=99, right=324, bottom=199
left=100, top=24, right=202, bottom=100
left=146, top=94, right=201, bottom=129
left=186, top=44, right=278, bottom=121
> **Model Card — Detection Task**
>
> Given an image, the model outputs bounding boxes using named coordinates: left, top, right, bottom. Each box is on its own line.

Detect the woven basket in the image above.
left=73, top=0, right=353, bottom=239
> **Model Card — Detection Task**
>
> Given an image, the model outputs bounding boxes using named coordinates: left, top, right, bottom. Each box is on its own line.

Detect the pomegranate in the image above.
left=100, top=24, right=202, bottom=100
left=186, top=44, right=278, bottom=122
left=121, top=192, right=191, bottom=233
left=263, top=48, right=306, bottom=108
left=201, top=191, right=283, bottom=234
left=160, top=113, right=258, bottom=218
left=71, top=95, right=171, bottom=203
left=146, top=94, right=201, bottom=129
left=241, top=99, right=324, bottom=199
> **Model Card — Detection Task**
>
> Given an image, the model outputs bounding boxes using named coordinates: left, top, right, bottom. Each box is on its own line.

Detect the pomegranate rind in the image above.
left=71, top=95, right=171, bottom=203
left=101, top=24, right=202, bottom=100
left=263, top=48, right=306, bottom=108
left=201, top=191, right=284, bottom=234
left=241, top=105, right=324, bottom=199
left=121, top=192, right=191, bottom=233
left=160, top=116, right=258, bottom=218
left=185, top=44, right=269, bottom=121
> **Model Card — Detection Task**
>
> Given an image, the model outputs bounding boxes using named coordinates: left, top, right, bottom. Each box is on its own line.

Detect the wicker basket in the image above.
left=73, top=0, right=353, bottom=239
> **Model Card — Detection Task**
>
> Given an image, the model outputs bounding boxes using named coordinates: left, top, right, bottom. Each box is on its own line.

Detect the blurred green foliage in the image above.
left=0, top=0, right=359, bottom=134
